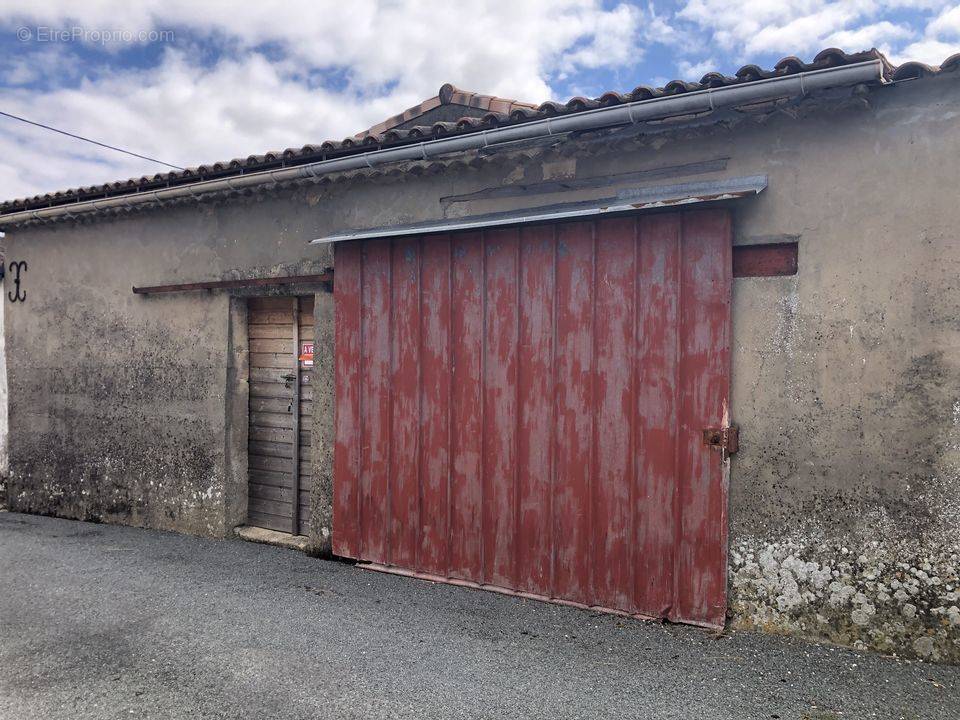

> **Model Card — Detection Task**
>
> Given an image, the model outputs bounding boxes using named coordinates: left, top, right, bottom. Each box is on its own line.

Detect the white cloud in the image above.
left=560, top=3, right=644, bottom=71
left=892, top=37, right=960, bottom=63
left=672, top=0, right=958, bottom=82
left=679, top=1, right=821, bottom=53
left=927, top=4, right=960, bottom=37
left=677, top=57, right=718, bottom=81
left=0, top=48, right=439, bottom=199
left=643, top=2, right=694, bottom=49
left=887, top=3, right=960, bottom=64
left=824, top=20, right=915, bottom=48
left=675, top=0, right=955, bottom=58
left=0, top=0, right=652, bottom=201
left=1, top=0, right=646, bottom=102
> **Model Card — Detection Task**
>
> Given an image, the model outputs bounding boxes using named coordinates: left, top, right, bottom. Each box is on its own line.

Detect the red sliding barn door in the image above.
left=333, top=209, right=732, bottom=627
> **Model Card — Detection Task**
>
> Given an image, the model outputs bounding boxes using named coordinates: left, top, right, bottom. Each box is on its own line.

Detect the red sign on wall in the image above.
left=299, top=342, right=314, bottom=368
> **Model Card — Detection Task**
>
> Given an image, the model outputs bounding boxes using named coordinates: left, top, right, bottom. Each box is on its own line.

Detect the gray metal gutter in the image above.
left=0, top=60, right=883, bottom=229
left=310, top=176, right=768, bottom=243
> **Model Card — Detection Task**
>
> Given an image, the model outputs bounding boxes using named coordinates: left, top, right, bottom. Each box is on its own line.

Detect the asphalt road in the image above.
left=0, top=512, right=956, bottom=720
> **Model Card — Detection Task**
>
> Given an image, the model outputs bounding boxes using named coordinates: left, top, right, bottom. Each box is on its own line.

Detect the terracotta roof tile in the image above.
left=2, top=47, right=956, bottom=216
left=356, top=82, right=538, bottom=138
left=891, top=60, right=939, bottom=80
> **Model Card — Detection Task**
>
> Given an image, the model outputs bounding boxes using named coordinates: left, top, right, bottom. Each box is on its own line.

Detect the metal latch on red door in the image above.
left=702, top=425, right=739, bottom=459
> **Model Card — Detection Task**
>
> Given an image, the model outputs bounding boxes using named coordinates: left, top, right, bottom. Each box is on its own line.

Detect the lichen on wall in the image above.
left=729, top=526, right=960, bottom=662
left=729, top=179, right=960, bottom=662
left=728, top=276, right=960, bottom=662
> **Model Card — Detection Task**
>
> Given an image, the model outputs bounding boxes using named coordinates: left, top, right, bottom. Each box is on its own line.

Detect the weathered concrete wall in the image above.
left=0, top=239, right=7, bottom=479
left=309, top=290, right=335, bottom=555
left=3, top=204, right=332, bottom=536
left=724, top=78, right=960, bottom=662
left=3, top=73, right=958, bottom=659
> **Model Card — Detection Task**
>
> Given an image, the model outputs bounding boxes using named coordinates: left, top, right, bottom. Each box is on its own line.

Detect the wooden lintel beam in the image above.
left=133, top=272, right=333, bottom=295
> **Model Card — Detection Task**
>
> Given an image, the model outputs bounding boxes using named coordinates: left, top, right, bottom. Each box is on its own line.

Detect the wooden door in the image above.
left=247, top=296, right=314, bottom=534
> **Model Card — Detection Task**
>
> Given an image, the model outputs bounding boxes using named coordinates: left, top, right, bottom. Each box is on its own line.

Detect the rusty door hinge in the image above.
left=702, top=425, right=739, bottom=456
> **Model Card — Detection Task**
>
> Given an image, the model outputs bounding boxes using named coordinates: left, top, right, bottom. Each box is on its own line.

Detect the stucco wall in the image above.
left=0, top=240, right=7, bottom=479
left=724, top=79, right=960, bottom=662
left=2, top=206, right=333, bottom=536
left=3, top=73, right=958, bottom=659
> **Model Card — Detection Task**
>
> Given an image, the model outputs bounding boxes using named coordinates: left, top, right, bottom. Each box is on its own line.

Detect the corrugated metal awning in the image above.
left=309, top=175, right=766, bottom=244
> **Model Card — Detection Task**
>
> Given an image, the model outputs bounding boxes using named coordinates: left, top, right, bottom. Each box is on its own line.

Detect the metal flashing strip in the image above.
left=310, top=175, right=767, bottom=244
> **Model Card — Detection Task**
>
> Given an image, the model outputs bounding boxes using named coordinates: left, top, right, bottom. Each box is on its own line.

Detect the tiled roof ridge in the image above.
left=356, top=83, right=539, bottom=138
left=3, top=47, right=958, bottom=215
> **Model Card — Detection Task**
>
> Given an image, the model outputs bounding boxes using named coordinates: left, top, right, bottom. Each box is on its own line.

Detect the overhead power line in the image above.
left=0, top=109, right=184, bottom=170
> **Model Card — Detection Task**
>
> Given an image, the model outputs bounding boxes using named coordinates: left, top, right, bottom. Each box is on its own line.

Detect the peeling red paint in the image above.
left=333, top=210, right=732, bottom=627
left=732, top=242, right=798, bottom=278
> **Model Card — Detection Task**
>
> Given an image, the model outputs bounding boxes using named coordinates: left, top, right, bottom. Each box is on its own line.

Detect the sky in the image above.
left=0, top=0, right=958, bottom=202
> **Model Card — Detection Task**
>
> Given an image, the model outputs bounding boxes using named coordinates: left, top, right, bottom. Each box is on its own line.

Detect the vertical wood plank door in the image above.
left=333, top=210, right=732, bottom=627
left=248, top=296, right=314, bottom=534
